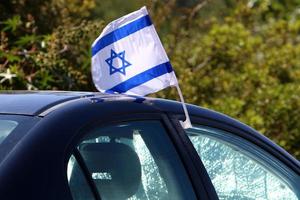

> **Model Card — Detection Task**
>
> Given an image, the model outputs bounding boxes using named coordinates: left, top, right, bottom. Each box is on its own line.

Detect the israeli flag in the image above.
left=91, top=6, right=178, bottom=96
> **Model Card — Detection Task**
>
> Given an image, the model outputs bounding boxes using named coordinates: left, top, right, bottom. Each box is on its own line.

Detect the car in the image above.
left=0, top=91, right=299, bottom=200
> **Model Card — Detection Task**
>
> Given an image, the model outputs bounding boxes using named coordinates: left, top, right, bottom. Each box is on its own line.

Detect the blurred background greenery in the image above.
left=0, top=0, right=300, bottom=159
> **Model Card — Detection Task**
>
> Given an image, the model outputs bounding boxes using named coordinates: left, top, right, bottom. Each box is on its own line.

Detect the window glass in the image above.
left=0, top=120, right=18, bottom=145
left=68, top=120, right=196, bottom=200
left=0, top=115, right=39, bottom=163
left=186, top=125, right=299, bottom=200
left=67, top=155, right=95, bottom=200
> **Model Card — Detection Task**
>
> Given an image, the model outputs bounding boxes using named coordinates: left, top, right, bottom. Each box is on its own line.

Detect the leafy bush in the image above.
left=0, top=0, right=299, bottom=158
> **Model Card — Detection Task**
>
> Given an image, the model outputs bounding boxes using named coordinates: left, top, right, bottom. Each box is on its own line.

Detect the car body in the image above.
left=0, top=91, right=299, bottom=200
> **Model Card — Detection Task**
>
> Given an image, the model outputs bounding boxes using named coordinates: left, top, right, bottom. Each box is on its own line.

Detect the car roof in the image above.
left=0, top=90, right=286, bottom=148
left=0, top=91, right=228, bottom=119
left=0, top=90, right=299, bottom=173
left=0, top=91, right=98, bottom=115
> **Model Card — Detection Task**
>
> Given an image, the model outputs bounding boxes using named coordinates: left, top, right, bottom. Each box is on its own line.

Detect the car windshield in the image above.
left=0, top=114, right=40, bottom=162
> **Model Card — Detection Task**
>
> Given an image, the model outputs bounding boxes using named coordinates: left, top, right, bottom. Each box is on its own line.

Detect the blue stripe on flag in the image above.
left=92, top=15, right=152, bottom=56
left=105, top=62, right=173, bottom=94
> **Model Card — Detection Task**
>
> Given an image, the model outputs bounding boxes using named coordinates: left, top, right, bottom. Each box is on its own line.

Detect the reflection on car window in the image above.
left=68, top=120, right=196, bottom=200
left=67, top=155, right=95, bottom=200
left=0, top=120, right=18, bottom=145
left=186, top=126, right=299, bottom=200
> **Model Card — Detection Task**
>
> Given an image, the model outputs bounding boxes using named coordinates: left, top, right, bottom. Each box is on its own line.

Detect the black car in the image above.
left=0, top=91, right=299, bottom=200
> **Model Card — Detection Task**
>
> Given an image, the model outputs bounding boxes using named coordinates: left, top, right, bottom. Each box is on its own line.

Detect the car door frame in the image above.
left=168, top=113, right=300, bottom=198
left=170, top=114, right=300, bottom=174
left=64, top=112, right=219, bottom=200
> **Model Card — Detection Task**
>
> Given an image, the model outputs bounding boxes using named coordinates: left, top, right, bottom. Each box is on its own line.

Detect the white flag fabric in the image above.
left=91, top=6, right=178, bottom=96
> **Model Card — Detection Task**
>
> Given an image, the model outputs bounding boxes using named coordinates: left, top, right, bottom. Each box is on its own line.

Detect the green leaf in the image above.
left=0, top=52, right=20, bottom=62
left=1, top=15, right=22, bottom=32
left=6, top=54, right=20, bottom=62
left=15, top=35, right=39, bottom=46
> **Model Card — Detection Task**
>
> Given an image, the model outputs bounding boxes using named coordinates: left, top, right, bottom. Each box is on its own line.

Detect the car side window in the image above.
left=67, top=155, right=96, bottom=200
left=67, top=120, right=196, bottom=200
left=186, top=125, right=299, bottom=200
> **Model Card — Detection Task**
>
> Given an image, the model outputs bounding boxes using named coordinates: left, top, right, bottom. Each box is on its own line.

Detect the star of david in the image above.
left=105, top=49, right=131, bottom=75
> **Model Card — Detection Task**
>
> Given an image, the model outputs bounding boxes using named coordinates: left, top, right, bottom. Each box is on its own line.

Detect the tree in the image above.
left=156, top=0, right=300, bottom=158
left=0, top=0, right=299, bottom=158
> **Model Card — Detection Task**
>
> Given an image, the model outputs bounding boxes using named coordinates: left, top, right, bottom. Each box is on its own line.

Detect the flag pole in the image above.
left=175, top=84, right=192, bottom=129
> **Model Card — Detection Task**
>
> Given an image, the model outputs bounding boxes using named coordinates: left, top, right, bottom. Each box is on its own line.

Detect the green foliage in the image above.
left=157, top=0, right=300, bottom=158
left=0, top=0, right=103, bottom=90
left=1, top=15, right=21, bottom=32
left=0, top=0, right=300, bottom=159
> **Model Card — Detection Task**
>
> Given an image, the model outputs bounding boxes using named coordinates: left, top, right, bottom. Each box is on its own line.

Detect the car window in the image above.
left=67, top=155, right=96, bottom=200
left=0, top=115, right=39, bottom=163
left=186, top=125, right=300, bottom=200
left=0, top=120, right=18, bottom=145
left=67, top=120, right=196, bottom=200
